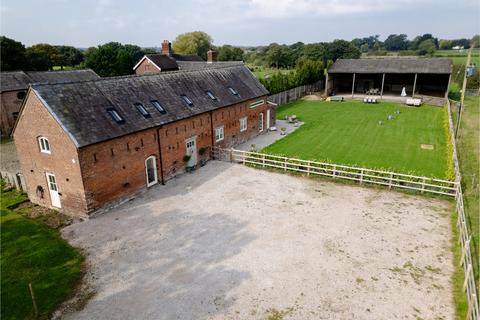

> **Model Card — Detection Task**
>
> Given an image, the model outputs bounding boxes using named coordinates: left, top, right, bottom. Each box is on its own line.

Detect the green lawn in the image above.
left=264, top=100, right=450, bottom=179
left=455, top=96, right=480, bottom=291
left=1, top=187, right=84, bottom=320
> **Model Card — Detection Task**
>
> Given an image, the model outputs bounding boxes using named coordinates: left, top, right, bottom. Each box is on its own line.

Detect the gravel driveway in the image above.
left=62, top=161, right=454, bottom=320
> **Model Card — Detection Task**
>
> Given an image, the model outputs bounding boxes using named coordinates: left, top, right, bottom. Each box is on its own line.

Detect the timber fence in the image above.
left=213, top=138, right=478, bottom=319
left=447, top=99, right=479, bottom=320
left=212, top=147, right=457, bottom=197
left=267, top=81, right=324, bottom=106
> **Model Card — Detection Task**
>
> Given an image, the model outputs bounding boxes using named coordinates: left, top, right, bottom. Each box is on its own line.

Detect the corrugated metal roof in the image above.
left=1, top=69, right=100, bottom=92
left=328, top=58, right=452, bottom=74
left=31, top=64, right=269, bottom=148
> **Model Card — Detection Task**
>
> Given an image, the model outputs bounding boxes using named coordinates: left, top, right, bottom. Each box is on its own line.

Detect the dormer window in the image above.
left=181, top=95, right=194, bottom=106
left=38, top=136, right=51, bottom=154
left=206, top=91, right=217, bottom=100
left=107, top=108, right=125, bottom=124
left=151, top=100, right=166, bottom=114
left=228, top=87, right=238, bottom=96
left=134, top=103, right=151, bottom=118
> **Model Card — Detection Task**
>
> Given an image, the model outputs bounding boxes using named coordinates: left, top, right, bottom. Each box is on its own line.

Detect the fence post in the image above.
left=242, top=150, right=246, bottom=165
left=360, top=169, right=364, bottom=184
left=461, top=236, right=470, bottom=265
left=421, top=177, right=426, bottom=193
left=262, top=154, right=266, bottom=168
left=464, top=263, right=472, bottom=290
left=229, top=148, right=233, bottom=163
left=307, top=160, right=311, bottom=176
left=388, top=173, right=393, bottom=189
left=29, top=283, right=38, bottom=317
left=284, top=157, right=288, bottom=171
left=333, top=165, right=337, bottom=178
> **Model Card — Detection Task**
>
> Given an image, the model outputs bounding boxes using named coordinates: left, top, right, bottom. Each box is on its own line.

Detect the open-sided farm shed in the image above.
left=325, top=58, right=452, bottom=99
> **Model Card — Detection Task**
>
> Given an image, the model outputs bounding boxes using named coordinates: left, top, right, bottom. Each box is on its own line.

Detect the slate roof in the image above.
left=171, top=54, right=203, bottom=62
left=1, top=69, right=99, bottom=92
left=177, top=61, right=245, bottom=71
left=328, top=58, right=452, bottom=74
left=144, top=54, right=179, bottom=71
left=30, top=64, right=269, bottom=148
left=135, top=53, right=205, bottom=71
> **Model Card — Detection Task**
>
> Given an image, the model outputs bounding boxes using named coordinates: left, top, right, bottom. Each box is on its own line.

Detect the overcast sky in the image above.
left=1, top=0, right=479, bottom=48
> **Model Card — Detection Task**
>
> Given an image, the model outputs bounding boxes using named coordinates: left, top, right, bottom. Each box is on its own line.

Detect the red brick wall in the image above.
left=13, top=91, right=88, bottom=216
left=14, top=92, right=274, bottom=215
left=1, top=90, right=26, bottom=138
left=212, top=97, right=274, bottom=148
left=78, top=128, right=161, bottom=212
left=135, top=59, right=160, bottom=75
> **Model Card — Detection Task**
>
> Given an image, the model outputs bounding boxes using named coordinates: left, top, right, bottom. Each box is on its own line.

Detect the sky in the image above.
left=1, top=0, right=479, bottom=48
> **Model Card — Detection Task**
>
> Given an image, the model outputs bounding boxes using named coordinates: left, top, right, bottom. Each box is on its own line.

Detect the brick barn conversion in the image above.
left=13, top=64, right=275, bottom=216
left=0, top=69, right=100, bottom=137
left=325, top=58, right=452, bottom=102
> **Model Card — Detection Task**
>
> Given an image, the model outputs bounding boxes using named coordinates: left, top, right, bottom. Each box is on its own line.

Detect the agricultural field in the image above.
left=435, top=49, right=480, bottom=66
left=1, top=186, right=84, bottom=320
left=264, top=100, right=450, bottom=179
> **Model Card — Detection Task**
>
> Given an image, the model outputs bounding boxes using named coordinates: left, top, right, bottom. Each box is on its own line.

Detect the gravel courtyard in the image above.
left=62, top=161, right=454, bottom=320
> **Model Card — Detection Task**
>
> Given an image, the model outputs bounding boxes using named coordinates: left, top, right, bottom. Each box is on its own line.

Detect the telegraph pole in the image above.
left=455, top=47, right=473, bottom=138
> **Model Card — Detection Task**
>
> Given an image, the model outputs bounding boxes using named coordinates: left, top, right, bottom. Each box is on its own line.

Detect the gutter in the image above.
left=156, top=127, right=165, bottom=185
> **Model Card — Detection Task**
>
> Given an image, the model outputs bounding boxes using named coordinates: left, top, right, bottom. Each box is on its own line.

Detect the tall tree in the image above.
left=56, top=46, right=84, bottom=68
left=0, top=36, right=27, bottom=71
left=325, top=40, right=361, bottom=61
left=384, top=34, right=409, bottom=51
left=217, top=45, right=244, bottom=61
left=410, top=34, right=438, bottom=50
left=25, top=44, right=62, bottom=71
left=172, top=31, right=213, bottom=60
left=417, top=39, right=436, bottom=55
left=471, top=35, right=480, bottom=48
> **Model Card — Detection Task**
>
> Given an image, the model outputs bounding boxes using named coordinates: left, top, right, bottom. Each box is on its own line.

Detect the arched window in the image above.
left=145, top=156, right=158, bottom=187
left=38, top=137, right=51, bottom=154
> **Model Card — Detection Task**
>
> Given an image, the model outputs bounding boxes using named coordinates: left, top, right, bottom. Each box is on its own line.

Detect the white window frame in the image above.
left=38, top=136, right=51, bottom=154
left=239, top=117, right=248, bottom=132
left=215, top=126, right=224, bottom=142
left=145, top=155, right=158, bottom=187
left=259, top=113, right=264, bottom=132
left=250, top=99, right=265, bottom=108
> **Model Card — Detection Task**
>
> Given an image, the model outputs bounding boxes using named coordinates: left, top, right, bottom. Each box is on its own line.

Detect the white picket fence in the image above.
left=212, top=147, right=457, bottom=197
left=268, top=81, right=324, bottom=106
left=447, top=99, right=479, bottom=320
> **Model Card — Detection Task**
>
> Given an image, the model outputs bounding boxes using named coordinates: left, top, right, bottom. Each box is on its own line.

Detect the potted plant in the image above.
left=183, top=154, right=191, bottom=163
left=280, top=127, right=287, bottom=135
left=198, top=147, right=208, bottom=167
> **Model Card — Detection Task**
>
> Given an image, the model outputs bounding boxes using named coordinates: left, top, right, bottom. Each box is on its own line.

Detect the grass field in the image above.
left=263, top=100, right=450, bottom=179
left=435, top=49, right=480, bottom=66
left=1, top=187, right=84, bottom=320
left=455, top=96, right=480, bottom=289
left=249, top=66, right=292, bottom=79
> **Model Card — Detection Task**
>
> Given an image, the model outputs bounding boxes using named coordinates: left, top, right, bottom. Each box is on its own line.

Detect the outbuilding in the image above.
left=325, top=58, right=452, bottom=103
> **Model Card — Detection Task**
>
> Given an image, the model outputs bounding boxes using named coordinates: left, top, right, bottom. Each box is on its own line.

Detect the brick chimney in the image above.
left=162, top=40, right=172, bottom=56
left=207, top=49, right=217, bottom=63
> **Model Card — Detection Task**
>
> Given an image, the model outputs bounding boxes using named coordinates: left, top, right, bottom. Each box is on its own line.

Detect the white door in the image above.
left=185, top=137, right=197, bottom=167
left=145, top=156, right=158, bottom=187
left=46, top=173, right=61, bottom=208
left=266, top=109, right=271, bottom=130
left=259, top=113, right=264, bottom=132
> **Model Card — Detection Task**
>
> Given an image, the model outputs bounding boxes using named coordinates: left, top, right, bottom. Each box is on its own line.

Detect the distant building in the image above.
left=325, top=58, right=452, bottom=102
left=13, top=64, right=274, bottom=216
left=0, top=69, right=100, bottom=137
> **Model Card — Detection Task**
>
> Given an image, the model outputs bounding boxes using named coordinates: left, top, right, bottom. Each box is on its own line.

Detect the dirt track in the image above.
left=62, top=161, right=454, bottom=320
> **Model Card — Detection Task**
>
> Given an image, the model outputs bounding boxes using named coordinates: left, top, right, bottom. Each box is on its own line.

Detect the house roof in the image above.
left=328, top=58, right=452, bottom=74
left=133, top=53, right=205, bottom=71
left=30, top=64, right=269, bottom=148
left=177, top=61, right=245, bottom=71
left=1, top=69, right=100, bottom=92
